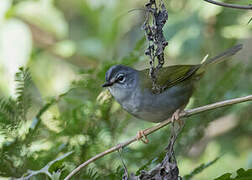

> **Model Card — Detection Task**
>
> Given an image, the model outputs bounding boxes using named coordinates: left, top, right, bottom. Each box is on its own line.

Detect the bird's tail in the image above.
left=197, top=44, right=243, bottom=73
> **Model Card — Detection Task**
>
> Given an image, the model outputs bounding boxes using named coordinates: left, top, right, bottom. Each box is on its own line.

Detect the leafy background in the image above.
left=0, top=0, right=252, bottom=179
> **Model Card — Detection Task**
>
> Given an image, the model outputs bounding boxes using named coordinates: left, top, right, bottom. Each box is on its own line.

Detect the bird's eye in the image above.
left=117, top=74, right=125, bottom=83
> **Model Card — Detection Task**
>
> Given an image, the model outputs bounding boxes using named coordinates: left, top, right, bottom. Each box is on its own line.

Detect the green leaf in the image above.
left=81, top=168, right=99, bottom=180
left=214, top=168, right=252, bottom=180
left=0, top=98, right=18, bottom=127
left=0, top=67, right=33, bottom=130
left=15, top=67, right=32, bottom=121
left=51, top=171, right=61, bottom=180
left=214, top=173, right=232, bottom=180
left=236, top=168, right=252, bottom=179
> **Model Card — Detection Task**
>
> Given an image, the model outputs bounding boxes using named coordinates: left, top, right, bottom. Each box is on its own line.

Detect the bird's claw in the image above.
left=171, top=109, right=185, bottom=127
left=171, top=109, right=181, bottom=123
left=137, top=130, right=149, bottom=144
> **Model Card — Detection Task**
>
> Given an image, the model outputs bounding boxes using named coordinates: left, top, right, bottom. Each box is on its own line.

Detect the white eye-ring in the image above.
left=117, top=74, right=125, bottom=83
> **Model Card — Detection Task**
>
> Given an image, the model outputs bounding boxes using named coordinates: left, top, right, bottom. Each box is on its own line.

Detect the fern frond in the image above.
left=0, top=98, right=19, bottom=129
left=0, top=67, right=32, bottom=130
left=15, top=67, right=32, bottom=121
left=81, top=168, right=99, bottom=180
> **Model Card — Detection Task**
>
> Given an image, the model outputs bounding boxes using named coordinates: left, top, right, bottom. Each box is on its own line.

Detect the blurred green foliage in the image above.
left=183, top=156, right=221, bottom=180
left=214, top=168, right=252, bottom=180
left=0, top=0, right=251, bottom=179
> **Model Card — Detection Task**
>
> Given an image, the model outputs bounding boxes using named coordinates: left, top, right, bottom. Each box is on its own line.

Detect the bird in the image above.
left=102, top=44, right=242, bottom=142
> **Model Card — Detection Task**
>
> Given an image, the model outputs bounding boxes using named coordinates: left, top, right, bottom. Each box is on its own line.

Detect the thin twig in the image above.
left=64, top=94, right=252, bottom=180
left=203, top=0, right=252, bottom=10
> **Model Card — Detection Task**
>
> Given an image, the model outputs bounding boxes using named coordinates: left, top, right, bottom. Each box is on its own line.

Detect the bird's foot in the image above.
left=171, top=109, right=185, bottom=127
left=137, top=130, right=149, bottom=144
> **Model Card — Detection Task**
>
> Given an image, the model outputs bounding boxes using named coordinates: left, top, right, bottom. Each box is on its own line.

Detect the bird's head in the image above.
left=102, top=65, right=139, bottom=101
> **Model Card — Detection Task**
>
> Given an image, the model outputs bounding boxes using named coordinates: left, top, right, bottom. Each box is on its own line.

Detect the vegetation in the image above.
left=0, top=0, right=251, bottom=179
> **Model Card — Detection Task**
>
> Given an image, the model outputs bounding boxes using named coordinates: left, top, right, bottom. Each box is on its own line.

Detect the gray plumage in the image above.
left=103, top=44, right=242, bottom=123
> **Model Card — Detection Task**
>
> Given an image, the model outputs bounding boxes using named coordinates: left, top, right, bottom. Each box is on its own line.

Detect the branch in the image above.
left=64, top=94, right=252, bottom=180
left=203, top=0, right=252, bottom=10
left=17, top=151, right=73, bottom=180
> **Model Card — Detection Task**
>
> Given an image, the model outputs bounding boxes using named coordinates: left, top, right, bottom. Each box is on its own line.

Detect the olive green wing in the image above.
left=139, top=64, right=202, bottom=91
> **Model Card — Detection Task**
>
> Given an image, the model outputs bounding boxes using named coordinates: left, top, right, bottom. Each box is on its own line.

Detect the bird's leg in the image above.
left=137, top=130, right=149, bottom=144
left=171, top=109, right=185, bottom=127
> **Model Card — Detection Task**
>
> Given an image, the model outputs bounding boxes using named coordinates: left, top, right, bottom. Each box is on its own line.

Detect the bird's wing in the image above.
left=139, top=64, right=202, bottom=91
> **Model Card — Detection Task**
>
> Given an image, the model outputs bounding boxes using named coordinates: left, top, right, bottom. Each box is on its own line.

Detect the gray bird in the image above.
left=102, top=44, right=242, bottom=123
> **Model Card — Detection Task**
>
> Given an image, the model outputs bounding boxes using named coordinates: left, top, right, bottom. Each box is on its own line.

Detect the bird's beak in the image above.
left=102, top=81, right=113, bottom=87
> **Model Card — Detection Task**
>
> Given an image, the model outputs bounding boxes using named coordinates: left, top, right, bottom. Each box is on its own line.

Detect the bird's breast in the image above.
left=109, top=86, right=141, bottom=115
left=110, top=81, right=194, bottom=123
left=135, top=82, right=194, bottom=122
